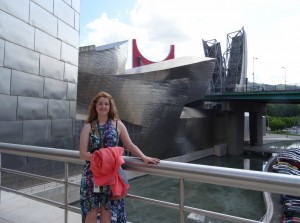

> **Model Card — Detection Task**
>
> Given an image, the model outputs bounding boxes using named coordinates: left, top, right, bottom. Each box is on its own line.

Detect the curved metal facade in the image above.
left=77, top=44, right=220, bottom=158
left=79, top=40, right=128, bottom=75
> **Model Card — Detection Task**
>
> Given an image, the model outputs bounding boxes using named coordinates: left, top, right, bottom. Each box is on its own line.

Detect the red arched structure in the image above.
left=132, top=39, right=175, bottom=68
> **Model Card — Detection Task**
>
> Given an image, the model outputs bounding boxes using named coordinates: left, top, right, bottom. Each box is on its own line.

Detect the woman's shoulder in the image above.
left=111, top=119, right=125, bottom=129
left=82, top=123, right=92, bottom=131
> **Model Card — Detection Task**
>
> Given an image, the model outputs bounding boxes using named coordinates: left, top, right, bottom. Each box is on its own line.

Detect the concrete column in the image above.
left=249, top=112, right=263, bottom=146
left=227, top=111, right=244, bottom=155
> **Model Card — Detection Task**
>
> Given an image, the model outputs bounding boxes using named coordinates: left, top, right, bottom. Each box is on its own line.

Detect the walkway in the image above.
left=0, top=190, right=81, bottom=223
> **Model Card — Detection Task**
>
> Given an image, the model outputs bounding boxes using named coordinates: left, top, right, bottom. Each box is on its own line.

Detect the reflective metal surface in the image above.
left=44, top=78, right=67, bottom=100
left=48, top=99, right=70, bottom=119
left=0, top=10, right=35, bottom=50
left=4, top=42, right=40, bottom=74
left=79, top=40, right=128, bottom=75
left=58, top=20, right=79, bottom=48
left=40, top=55, right=65, bottom=80
left=54, top=0, right=75, bottom=27
left=0, top=38, right=4, bottom=65
left=0, top=0, right=29, bottom=22
left=0, top=67, right=11, bottom=94
left=11, top=70, right=44, bottom=97
left=35, top=29, right=61, bottom=59
left=0, top=0, right=79, bottom=149
left=31, top=0, right=54, bottom=13
left=78, top=43, right=217, bottom=158
left=61, top=42, right=79, bottom=65
left=0, top=95, right=17, bottom=121
left=17, top=97, right=48, bottom=120
left=30, top=2, right=58, bottom=37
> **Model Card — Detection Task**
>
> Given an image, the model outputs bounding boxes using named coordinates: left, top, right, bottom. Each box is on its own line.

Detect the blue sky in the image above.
left=79, top=0, right=300, bottom=86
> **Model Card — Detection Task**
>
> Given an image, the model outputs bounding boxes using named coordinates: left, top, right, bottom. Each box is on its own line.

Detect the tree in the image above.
left=267, top=104, right=300, bottom=117
left=269, top=117, right=285, bottom=131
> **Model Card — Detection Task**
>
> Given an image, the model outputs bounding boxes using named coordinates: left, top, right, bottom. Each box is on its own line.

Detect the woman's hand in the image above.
left=141, top=155, right=160, bottom=165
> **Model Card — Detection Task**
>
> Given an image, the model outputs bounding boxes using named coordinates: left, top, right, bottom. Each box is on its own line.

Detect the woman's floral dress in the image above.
left=80, top=119, right=126, bottom=223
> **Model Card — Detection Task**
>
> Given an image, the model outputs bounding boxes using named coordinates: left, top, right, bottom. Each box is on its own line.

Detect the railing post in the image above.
left=180, top=178, right=184, bottom=223
left=64, top=162, right=69, bottom=223
left=0, top=153, right=1, bottom=204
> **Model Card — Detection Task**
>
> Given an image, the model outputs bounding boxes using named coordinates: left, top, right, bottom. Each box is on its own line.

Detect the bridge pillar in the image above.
left=221, top=101, right=266, bottom=154
left=227, top=111, right=244, bottom=155
left=249, top=112, right=263, bottom=146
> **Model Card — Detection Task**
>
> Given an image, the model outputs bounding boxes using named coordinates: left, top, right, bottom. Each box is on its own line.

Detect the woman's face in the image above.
left=96, top=97, right=110, bottom=116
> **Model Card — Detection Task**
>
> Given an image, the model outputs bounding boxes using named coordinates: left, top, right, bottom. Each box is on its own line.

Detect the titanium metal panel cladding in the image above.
left=79, top=40, right=128, bottom=75
left=78, top=53, right=215, bottom=158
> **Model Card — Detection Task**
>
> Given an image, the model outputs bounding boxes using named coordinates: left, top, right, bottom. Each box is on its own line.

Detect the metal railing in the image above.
left=1, top=142, right=300, bottom=223
left=210, top=83, right=300, bottom=94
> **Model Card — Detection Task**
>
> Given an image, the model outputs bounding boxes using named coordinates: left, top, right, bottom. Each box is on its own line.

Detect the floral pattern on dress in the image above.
left=80, top=119, right=126, bottom=223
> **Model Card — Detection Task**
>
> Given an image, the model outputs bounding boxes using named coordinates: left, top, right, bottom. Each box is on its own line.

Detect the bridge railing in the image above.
left=211, top=83, right=300, bottom=93
left=1, top=142, right=300, bottom=223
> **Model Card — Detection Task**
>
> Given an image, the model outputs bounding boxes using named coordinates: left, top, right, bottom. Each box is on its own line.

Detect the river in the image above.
left=125, top=141, right=300, bottom=223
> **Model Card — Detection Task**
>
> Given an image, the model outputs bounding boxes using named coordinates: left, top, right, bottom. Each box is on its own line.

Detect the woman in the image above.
left=80, top=91, right=160, bottom=223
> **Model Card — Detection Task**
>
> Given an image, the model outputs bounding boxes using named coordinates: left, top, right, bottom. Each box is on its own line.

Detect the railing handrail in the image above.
left=124, top=157, right=300, bottom=197
left=1, top=142, right=300, bottom=196
left=1, top=142, right=300, bottom=223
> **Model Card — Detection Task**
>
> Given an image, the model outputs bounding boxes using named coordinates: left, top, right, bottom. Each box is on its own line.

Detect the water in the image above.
left=125, top=141, right=300, bottom=223
left=268, top=141, right=300, bottom=150
left=125, top=155, right=267, bottom=223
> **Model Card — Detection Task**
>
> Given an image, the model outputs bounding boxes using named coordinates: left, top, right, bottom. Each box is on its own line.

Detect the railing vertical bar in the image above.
left=0, top=152, right=2, bottom=204
left=64, top=162, right=69, bottom=223
left=180, top=178, right=184, bottom=223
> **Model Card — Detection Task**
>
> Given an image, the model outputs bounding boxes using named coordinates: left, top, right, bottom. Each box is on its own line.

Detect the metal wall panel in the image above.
left=61, top=42, right=78, bottom=65
left=51, top=119, right=72, bottom=138
left=4, top=42, right=39, bottom=74
left=0, top=0, right=79, bottom=152
left=48, top=99, right=69, bottom=119
left=63, top=0, right=71, bottom=6
left=48, top=137, right=75, bottom=150
left=11, top=70, right=44, bottom=97
left=74, top=11, right=80, bottom=31
left=30, top=2, right=58, bottom=37
left=0, top=10, right=34, bottom=50
left=64, top=63, right=78, bottom=83
left=58, top=20, right=79, bottom=48
left=67, top=82, right=77, bottom=101
left=22, top=120, right=51, bottom=145
left=35, top=29, right=61, bottom=59
left=44, top=78, right=67, bottom=100
left=78, top=45, right=217, bottom=158
left=54, top=0, right=74, bottom=27
left=0, top=38, right=4, bottom=66
left=31, top=0, right=54, bottom=13
left=69, top=101, right=76, bottom=119
left=0, top=94, right=17, bottom=121
left=0, top=0, right=29, bottom=22
left=0, top=121, right=23, bottom=144
left=17, top=96, right=48, bottom=120
left=40, top=54, right=64, bottom=80
left=72, top=0, right=80, bottom=13
left=79, top=41, right=128, bottom=75
left=0, top=67, right=11, bottom=94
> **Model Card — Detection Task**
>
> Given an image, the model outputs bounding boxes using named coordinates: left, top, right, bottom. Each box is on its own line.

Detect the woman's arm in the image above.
left=79, top=123, right=92, bottom=161
left=118, top=121, right=160, bottom=164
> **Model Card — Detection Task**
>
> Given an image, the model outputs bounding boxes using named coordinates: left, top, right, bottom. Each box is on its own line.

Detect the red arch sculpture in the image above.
left=132, top=39, right=175, bottom=68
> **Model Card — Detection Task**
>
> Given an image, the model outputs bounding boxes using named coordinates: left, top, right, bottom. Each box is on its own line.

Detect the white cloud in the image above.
left=81, top=0, right=300, bottom=86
